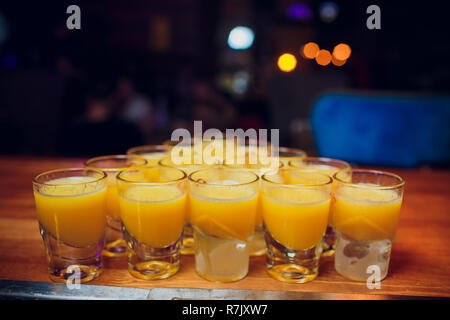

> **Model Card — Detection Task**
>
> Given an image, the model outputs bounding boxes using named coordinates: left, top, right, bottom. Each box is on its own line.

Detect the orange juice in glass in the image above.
left=32, top=168, right=107, bottom=283
left=85, top=155, right=147, bottom=257
left=159, top=152, right=211, bottom=255
left=332, top=170, right=404, bottom=282
left=224, top=151, right=281, bottom=257
left=126, top=145, right=169, bottom=166
left=262, top=169, right=332, bottom=283
left=273, top=147, right=307, bottom=166
left=289, top=157, right=350, bottom=256
left=117, top=167, right=187, bottom=280
left=189, top=168, right=259, bottom=282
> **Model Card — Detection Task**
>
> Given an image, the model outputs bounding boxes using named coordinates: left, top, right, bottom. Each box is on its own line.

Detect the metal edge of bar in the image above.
left=0, top=280, right=441, bottom=300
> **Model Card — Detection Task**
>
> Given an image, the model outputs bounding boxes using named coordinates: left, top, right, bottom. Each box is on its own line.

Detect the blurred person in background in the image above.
left=57, top=84, right=143, bottom=156
left=111, top=76, right=155, bottom=141
left=191, top=79, right=236, bottom=131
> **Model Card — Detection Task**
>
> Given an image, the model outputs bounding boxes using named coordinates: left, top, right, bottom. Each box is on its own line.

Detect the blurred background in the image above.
left=0, top=0, right=449, bottom=167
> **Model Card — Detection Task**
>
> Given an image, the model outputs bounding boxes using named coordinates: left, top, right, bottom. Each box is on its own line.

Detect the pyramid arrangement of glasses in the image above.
left=32, top=138, right=404, bottom=284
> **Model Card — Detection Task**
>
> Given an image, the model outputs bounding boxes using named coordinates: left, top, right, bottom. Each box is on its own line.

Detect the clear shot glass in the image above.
left=85, top=155, right=147, bottom=257
left=32, top=168, right=108, bottom=283
left=117, top=167, right=187, bottom=280
left=289, top=157, right=351, bottom=257
left=332, top=170, right=405, bottom=282
left=262, top=169, right=332, bottom=283
left=159, top=156, right=209, bottom=255
left=188, top=167, right=259, bottom=282
left=126, top=145, right=169, bottom=166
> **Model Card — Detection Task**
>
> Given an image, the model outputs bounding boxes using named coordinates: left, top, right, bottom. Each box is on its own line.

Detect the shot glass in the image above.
left=159, top=156, right=210, bottom=255
left=189, top=167, right=259, bottom=282
left=332, top=170, right=405, bottom=282
left=289, top=157, right=351, bottom=257
left=85, top=155, right=147, bottom=257
left=117, top=167, right=187, bottom=280
left=273, top=146, right=307, bottom=166
left=32, top=168, right=108, bottom=283
left=126, top=145, right=169, bottom=166
left=262, top=169, right=332, bottom=283
left=224, top=156, right=282, bottom=257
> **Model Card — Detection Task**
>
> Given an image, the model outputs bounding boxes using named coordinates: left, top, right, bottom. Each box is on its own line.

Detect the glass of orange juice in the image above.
left=273, top=146, right=307, bottom=166
left=289, top=157, right=350, bottom=257
left=159, top=154, right=212, bottom=255
left=224, top=154, right=281, bottom=257
left=262, top=169, right=332, bottom=283
left=189, top=167, right=259, bottom=282
left=126, top=145, right=169, bottom=166
left=32, top=168, right=108, bottom=283
left=332, top=170, right=404, bottom=282
left=85, top=155, right=147, bottom=257
left=117, top=167, right=187, bottom=280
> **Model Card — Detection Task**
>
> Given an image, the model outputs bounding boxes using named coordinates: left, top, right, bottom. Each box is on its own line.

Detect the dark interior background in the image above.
left=0, top=0, right=449, bottom=164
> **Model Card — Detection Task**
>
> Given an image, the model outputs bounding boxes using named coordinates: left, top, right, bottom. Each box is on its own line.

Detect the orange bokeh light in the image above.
left=332, top=55, right=346, bottom=66
left=277, top=53, right=297, bottom=72
left=333, top=43, right=351, bottom=61
left=315, top=49, right=332, bottom=66
left=302, top=42, right=320, bottom=59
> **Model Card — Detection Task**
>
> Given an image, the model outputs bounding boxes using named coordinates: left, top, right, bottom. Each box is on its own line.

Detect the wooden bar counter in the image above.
left=0, top=156, right=449, bottom=299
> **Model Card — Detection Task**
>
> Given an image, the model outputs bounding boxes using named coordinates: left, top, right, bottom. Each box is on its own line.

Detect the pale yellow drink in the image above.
left=189, top=168, right=259, bottom=282
left=332, top=170, right=405, bottom=282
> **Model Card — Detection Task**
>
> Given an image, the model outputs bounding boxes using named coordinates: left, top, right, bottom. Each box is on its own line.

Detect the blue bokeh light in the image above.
left=227, top=26, right=255, bottom=50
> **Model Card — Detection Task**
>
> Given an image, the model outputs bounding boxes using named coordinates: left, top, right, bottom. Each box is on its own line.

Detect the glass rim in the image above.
left=126, top=144, right=168, bottom=155
left=158, top=157, right=206, bottom=168
left=188, top=167, right=259, bottom=187
left=288, top=156, right=350, bottom=170
left=84, top=154, right=148, bottom=172
left=262, top=168, right=333, bottom=187
left=223, top=157, right=283, bottom=169
left=275, top=146, right=307, bottom=158
left=32, top=168, right=107, bottom=187
left=333, top=169, right=405, bottom=189
left=116, top=166, right=187, bottom=185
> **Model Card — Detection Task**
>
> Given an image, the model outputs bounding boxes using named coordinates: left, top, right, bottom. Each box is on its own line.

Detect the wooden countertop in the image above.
left=1, top=156, right=449, bottom=298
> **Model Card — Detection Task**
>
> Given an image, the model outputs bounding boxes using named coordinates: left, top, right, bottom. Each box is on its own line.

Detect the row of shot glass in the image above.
left=32, top=143, right=404, bottom=284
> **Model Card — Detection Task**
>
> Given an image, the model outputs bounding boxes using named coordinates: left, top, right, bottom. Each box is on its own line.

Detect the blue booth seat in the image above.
left=311, top=92, right=450, bottom=167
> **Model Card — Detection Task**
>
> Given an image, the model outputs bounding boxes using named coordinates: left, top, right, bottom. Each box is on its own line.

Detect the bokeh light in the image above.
left=319, top=2, right=339, bottom=23
left=302, top=42, right=320, bottom=59
left=286, top=3, right=313, bottom=22
left=227, top=26, right=255, bottom=50
left=277, top=53, right=297, bottom=72
left=332, top=43, right=351, bottom=61
left=331, top=55, right=346, bottom=66
left=315, top=49, right=332, bottom=66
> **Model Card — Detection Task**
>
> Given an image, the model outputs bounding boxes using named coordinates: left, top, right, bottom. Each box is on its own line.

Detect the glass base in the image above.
left=193, top=226, right=249, bottom=282
left=103, top=216, right=127, bottom=257
left=321, top=225, right=336, bottom=257
left=249, top=225, right=266, bottom=256
left=49, top=264, right=102, bottom=283
left=40, top=223, right=103, bottom=284
left=334, top=231, right=391, bottom=282
left=124, top=227, right=181, bottom=280
left=264, top=226, right=321, bottom=284
left=181, top=223, right=195, bottom=255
